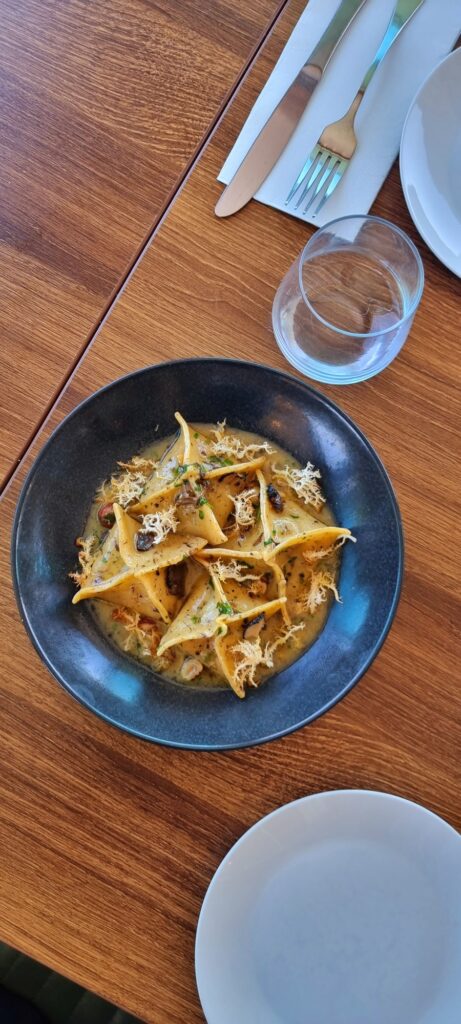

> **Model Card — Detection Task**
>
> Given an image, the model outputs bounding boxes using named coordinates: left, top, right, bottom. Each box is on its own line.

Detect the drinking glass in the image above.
left=272, top=215, right=424, bottom=384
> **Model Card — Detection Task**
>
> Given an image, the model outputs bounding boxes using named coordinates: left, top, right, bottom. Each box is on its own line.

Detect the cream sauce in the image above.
left=80, top=424, right=341, bottom=691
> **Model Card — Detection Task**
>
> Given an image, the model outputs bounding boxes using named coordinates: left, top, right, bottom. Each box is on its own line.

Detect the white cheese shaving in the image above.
left=298, top=570, right=341, bottom=615
left=212, top=559, right=262, bottom=584
left=138, top=506, right=178, bottom=544
left=272, top=462, right=325, bottom=511
left=232, top=488, right=259, bottom=528
left=112, top=608, right=161, bottom=658
left=231, top=623, right=304, bottom=690
left=69, top=535, right=97, bottom=585
left=207, top=421, right=274, bottom=462
left=301, top=534, right=355, bottom=563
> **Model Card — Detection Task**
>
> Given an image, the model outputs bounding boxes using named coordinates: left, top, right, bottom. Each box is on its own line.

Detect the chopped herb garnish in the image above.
left=223, top=458, right=233, bottom=466
left=191, top=615, right=201, bottom=624
left=217, top=601, right=233, bottom=616
left=194, top=431, right=199, bottom=438
left=290, top=514, right=300, bottom=519
left=263, top=538, right=275, bottom=546
left=198, top=509, right=205, bottom=519
left=197, top=496, right=209, bottom=507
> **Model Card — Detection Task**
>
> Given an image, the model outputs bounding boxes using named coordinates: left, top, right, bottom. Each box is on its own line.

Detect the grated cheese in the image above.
left=231, top=488, right=259, bottom=528
left=111, top=608, right=161, bottom=657
left=231, top=623, right=304, bottom=690
left=69, top=535, right=97, bottom=585
left=301, top=534, right=355, bottom=564
left=138, top=506, right=178, bottom=544
left=212, top=559, right=262, bottom=584
left=297, top=570, right=341, bottom=615
left=207, top=421, right=274, bottom=462
left=272, top=462, right=325, bottom=511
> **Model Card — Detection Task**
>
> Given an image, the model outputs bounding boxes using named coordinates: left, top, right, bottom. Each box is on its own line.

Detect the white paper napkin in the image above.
left=218, top=0, right=460, bottom=226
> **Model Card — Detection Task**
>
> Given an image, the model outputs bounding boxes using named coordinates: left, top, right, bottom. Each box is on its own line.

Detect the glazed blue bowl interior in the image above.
left=12, top=359, right=403, bottom=749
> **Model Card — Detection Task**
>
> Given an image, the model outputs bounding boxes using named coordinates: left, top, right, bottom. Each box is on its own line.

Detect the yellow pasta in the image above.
left=70, top=413, right=355, bottom=697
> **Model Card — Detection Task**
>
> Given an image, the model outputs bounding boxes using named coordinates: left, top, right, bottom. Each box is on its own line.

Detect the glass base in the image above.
left=272, top=305, right=409, bottom=386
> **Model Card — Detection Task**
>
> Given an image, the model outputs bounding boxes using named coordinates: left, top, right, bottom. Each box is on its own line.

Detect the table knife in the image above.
left=215, top=0, right=370, bottom=217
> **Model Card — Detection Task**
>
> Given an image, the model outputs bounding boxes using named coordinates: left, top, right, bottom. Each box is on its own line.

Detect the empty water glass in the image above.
left=272, top=215, right=424, bottom=384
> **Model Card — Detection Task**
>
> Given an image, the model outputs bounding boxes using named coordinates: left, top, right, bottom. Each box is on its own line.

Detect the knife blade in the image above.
left=215, top=0, right=370, bottom=217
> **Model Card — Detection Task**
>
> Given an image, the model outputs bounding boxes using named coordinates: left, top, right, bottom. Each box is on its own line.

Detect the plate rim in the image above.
left=11, top=357, right=404, bottom=750
left=400, top=47, right=461, bottom=279
left=195, top=788, right=461, bottom=1019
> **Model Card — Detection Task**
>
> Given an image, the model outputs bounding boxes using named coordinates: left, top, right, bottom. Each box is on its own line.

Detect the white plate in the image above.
left=400, top=48, right=461, bottom=277
left=195, top=790, right=461, bottom=1024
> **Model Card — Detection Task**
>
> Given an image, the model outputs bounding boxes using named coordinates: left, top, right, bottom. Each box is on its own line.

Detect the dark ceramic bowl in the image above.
left=12, top=359, right=403, bottom=750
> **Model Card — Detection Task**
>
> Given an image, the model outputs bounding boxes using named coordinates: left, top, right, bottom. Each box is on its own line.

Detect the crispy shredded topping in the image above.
left=111, top=608, right=161, bottom=657
left=231, top=623, right=304, bottom=690
left=98, top=456, right=157, bottom=507
left=232, top=488, right=259, bottom=528
left=272, top=462, right=325, bottom=511
left=207, top=421, right=274, bottom=462
left=212, top=559, right=263, bottom=584
left=69, top=535, right=97, bottom=585
left=139, top=506, right=178, bottom=544
left=117, top=456, right=158, bottom=473
left=301, top=534, right=355, bottom=563
left=297, top=570, right=341, bottom=615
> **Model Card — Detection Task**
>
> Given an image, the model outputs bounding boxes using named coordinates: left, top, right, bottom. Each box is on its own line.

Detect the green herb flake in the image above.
left=217, top=601, right=233, bottom=616
left=191, top=615, right=201, bottom=624
left=194, top=431, right=199, bottom=438
left=198, top=509, right=205, bottom=519
left=263, top=538, right=275, bottom=546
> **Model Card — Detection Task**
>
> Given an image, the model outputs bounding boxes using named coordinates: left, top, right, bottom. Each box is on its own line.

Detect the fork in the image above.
left=286, top=0, right=424, bottom=217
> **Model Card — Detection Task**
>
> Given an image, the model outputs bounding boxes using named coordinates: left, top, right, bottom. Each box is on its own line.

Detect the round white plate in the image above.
left=195, top=790, right=461, bottom=1024
left=400, top=49, right=461, bottom=277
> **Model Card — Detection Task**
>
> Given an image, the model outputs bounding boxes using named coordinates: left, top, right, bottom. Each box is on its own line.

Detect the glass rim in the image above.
left=297, top=214, right=425, bottom=340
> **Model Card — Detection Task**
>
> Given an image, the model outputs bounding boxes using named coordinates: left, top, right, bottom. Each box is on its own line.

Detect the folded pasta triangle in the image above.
left=157, top=575, right=227, bottom=655
left=72, top=525, right=130, bottom=603
left=114, top=503, right=206, bottom=574
left=197, top=548, right=287, bottom=623
left=214, top=607, right=288, bottom=698
left=257, top=470, right=351, bottom=560
left=131, top=416, right=194, bottom=511
left=77, top=570, right=178, bottom=623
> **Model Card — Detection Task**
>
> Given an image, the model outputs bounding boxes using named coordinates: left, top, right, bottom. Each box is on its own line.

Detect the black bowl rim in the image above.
left=11, top=357, right=404, bottom=749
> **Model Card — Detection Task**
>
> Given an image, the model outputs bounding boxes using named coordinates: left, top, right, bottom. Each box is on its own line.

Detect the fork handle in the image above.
left=344, top=0, right=424, bottom=125
left=361, top=1, right=424, bottom=92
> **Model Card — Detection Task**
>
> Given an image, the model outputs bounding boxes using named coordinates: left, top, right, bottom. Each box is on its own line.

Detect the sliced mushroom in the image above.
left=174, top=480, right=198, bottom=508
left=243, top=613, right=266, bottom=641
left=267, top=483, right=284, bottom=512
left=135, top=531, right=157, bottom=552
left=180, top=657, right=203, bottom=682
left=166, top=561, right=187, bottom=597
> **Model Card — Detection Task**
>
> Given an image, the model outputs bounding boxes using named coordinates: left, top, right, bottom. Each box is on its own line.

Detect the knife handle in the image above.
left=307, top=0, right=369, bottom=73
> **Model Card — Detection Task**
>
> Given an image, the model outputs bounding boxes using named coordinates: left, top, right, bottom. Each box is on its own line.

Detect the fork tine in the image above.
left=285, top=145, right=321, bottom=205
left=312, top=160, right=347, bottom=217
left=294, top=150, right=328, bottom=210
left=303, top=156, right=339, bottom=216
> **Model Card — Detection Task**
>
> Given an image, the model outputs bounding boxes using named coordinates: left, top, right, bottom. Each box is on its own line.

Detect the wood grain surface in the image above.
left=0, top=0, right=284, bottom=485
left=1, top=1, right=460, bottom=1021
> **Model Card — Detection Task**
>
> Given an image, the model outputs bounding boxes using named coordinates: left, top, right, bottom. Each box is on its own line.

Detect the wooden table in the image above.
left=1, top=1, right=460, bottom=1021
left=0, top=0, right=283, bottom=485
